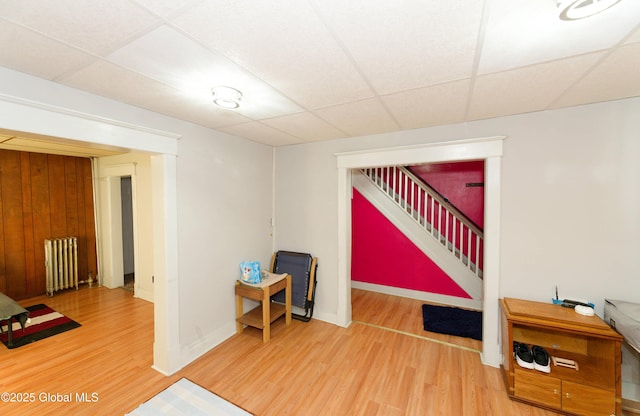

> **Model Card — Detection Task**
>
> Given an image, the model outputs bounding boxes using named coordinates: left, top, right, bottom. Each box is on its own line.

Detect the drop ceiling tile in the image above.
left=312, top=0, right=483, bottom=94
left=381, top=79, right=471, bottom=130
left=551, top=43, right=640, bottom=109
left=262, top=112, right=347, bottom=142
left=480, top=0, right=640, bottom=74
left=133, top=0, right=197, bottom=19
left=175, top=102, right=254, bottom=130
left=218, top=122, right=303, bottom=147
left=151, top=95, right=253, bottom=130
left=1, top=0, right=639, bottom=149
left=0, top=19, right=97, bottom=80
left=0, top=0, right=160, bottom=55
left=106, top=25, right=303, bottom=119
left=469, top=53, right=605, bottom=121
left=60, top=60, right=251, bottom=129
left=314, top=98, right=400, bottom=137
left=625, top=27, right=640, bottom=45
left=170, top=0, right=374, bottom=109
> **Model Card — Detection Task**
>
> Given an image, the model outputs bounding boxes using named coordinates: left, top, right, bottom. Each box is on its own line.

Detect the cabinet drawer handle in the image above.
left=565, top=393, right=570, bottom=398
left=553, top=389, right=559, bottom=395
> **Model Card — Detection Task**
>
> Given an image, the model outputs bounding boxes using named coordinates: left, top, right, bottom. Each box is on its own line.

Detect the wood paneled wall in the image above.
left=0, top=149, right=98, bottom=300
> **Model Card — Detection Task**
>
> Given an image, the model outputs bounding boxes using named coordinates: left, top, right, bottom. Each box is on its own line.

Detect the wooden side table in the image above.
left=500, top=297, right=623, bottom=416
left=235, top=274, right=292, bottom=343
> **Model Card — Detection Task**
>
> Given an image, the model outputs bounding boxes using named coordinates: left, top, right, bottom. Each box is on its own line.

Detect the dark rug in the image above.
left=1, top=304, right=81, bottom=349
left=422, top=304, right=482, bottom=341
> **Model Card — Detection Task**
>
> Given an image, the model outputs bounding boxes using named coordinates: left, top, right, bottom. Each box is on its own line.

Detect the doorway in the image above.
left=336, top=137, right=505, bottom=367
left=0, top=91, right=180, bottom=374
left=100, top=163, right=139, bottom=293
left=121, top=176, right=135, bottom=293
left=350, top=161, right=485, bottom=310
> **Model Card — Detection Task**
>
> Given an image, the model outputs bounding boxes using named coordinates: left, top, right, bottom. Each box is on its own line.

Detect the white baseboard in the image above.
left=135, top=287, right=154, bottom=303
left=309, top=310, right=338, bottom=326
left=179, top=323, right=237, bottom=370
left=351, top=281, right=483, bottom=310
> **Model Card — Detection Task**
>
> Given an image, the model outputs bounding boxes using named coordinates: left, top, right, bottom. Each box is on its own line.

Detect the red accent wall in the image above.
left=351, top=189, right=470, bottom=298
left=409, top=161, right=484, bottom=228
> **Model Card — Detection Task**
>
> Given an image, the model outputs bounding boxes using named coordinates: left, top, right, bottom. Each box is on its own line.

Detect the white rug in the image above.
left=126, top=378, right=252, bottom=416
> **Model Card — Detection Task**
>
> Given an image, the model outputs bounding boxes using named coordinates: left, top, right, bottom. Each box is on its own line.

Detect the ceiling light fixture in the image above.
left=557, top=0, right=622, bottom=20
left=211, top=86, right=242, bottom=109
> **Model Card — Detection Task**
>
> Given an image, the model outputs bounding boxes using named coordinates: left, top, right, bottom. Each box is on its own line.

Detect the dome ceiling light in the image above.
left=557, top=0, right=623, bottom=20
left=211, top=86, right=242, bottom=109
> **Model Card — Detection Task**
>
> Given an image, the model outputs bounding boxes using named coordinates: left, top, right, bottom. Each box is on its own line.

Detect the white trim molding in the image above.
left=0, top=91, right=181, bottom=375
left=0, top=93, right=180, bottom=155
left=336, top=136, right=506, bottom=169
left=335, top=136, right=506, bottom=368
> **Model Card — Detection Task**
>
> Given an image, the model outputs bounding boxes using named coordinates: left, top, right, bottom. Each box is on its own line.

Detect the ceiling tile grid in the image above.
left=478, top=0, right=640, bottom=74
left=381, top=79, right=472, bottom=130
left=468, top=52, right=607, bottom=121
left=551, top=42, right=640, bottom=109
left=59, top=59, right=252, bottom=129
left=170, top=0, right=376, bottom=110
left=313, top=98, right=401, bottom=137
left=310, top=0, right=485, bottom=94
left=626, top=27, right=640, bottom=44
left=0, top=19, right=97, bottom=80
left=132, top=0, right=198, bottom=19
left=0, top=0, right=162, bottom=56
left=1, top=0, right=639, bottom=148
left=217, top=122, right=302, bottom=147
left=261, top=111, right=347, bottom=143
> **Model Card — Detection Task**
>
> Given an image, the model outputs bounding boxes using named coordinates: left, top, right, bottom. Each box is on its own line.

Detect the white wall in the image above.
left=79, top=119, right=276, bottom=370
left=274, top=97, right=640, bottom=322
left=0, top=67, right=273, bottom=374
left=498, top=103, right=640, bottom=311
left=273, top=145, right=342, bottom=322
left=176, top=122, right=273, bottom=363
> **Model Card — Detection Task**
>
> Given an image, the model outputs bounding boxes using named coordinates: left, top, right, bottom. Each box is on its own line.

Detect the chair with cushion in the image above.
left=270, top=251, right=318, bottom=322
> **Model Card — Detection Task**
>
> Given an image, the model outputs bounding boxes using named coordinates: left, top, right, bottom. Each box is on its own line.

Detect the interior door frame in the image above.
left=336, top=136, right=505, bottom=368
left=0, top=93, right=181, bottom=375
left=100, top=163, right=139, bottom=294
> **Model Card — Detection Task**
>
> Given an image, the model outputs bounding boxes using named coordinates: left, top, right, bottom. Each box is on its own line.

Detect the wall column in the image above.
left=151, top=153, right=181, bottom=375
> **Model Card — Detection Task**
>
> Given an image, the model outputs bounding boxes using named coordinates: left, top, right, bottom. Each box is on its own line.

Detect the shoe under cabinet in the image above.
left=500, top=297, right=623, bottom=416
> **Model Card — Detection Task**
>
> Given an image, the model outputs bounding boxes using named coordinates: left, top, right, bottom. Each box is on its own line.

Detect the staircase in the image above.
left=353, top=166, right=484, bottom=302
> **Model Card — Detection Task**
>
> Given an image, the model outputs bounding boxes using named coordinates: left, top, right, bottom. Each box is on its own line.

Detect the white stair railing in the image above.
left=361, top=166, right=483, bottom=278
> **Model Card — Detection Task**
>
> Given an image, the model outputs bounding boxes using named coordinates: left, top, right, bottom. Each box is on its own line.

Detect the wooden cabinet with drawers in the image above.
left=500, top=297, right=623, bottom=416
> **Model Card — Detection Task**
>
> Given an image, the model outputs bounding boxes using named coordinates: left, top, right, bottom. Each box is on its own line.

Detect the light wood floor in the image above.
left=0, top=286, right=563, bottom=415
left=351, top=288, right=483, bottom=353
